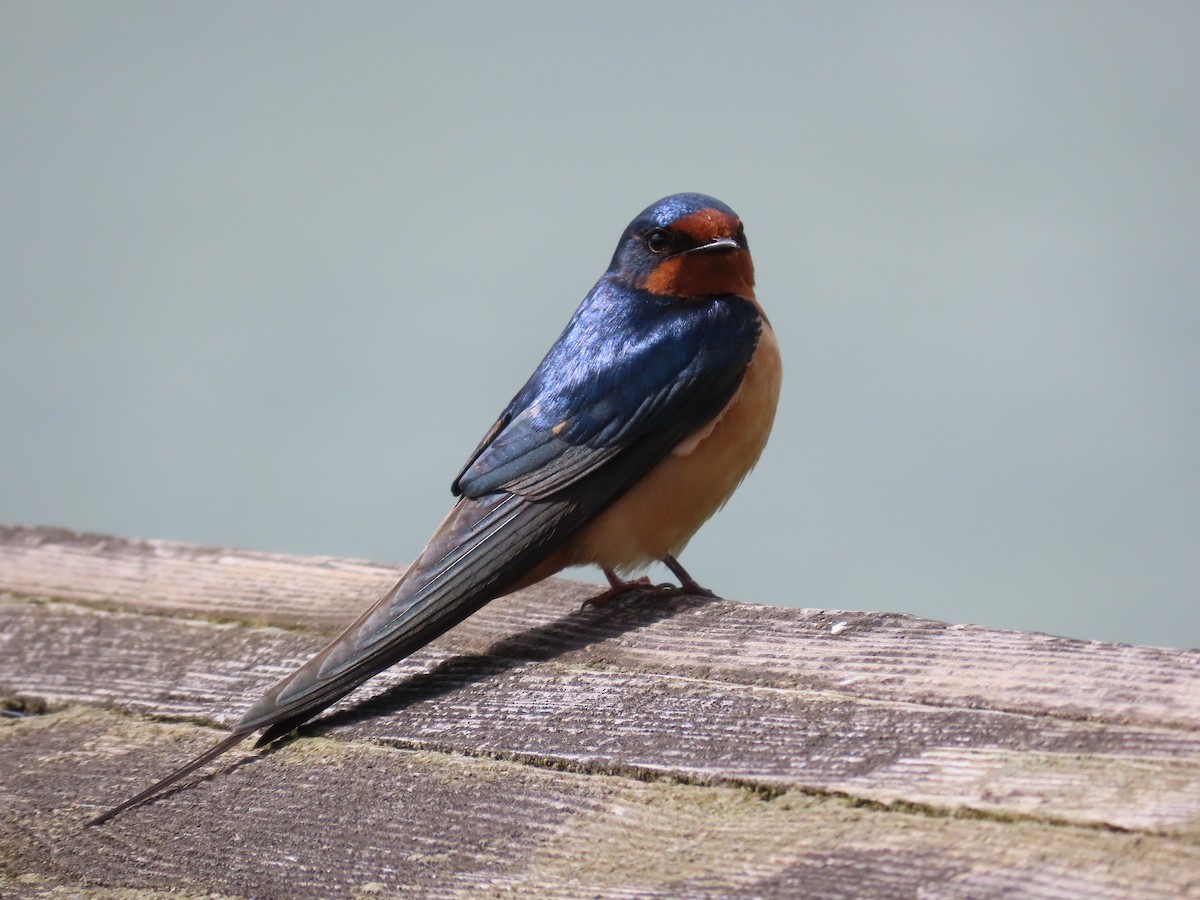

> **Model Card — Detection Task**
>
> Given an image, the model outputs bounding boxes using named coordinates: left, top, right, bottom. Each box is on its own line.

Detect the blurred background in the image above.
left=2, top=3, right=1197, bottom=648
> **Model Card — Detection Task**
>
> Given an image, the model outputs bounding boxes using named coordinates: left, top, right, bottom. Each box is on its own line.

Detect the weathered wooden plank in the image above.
left=2, top=595, right=1198, bottom=837
left=3, top=523, right=1200, bottom=898
left=3, top=524, right=1197, bottom=733
left=3, top=708, right=1197, bottom=900
left=0, top=523, right=394, bottom=632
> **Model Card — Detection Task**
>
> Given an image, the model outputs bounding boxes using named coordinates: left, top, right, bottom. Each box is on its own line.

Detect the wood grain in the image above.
left=2, top=524, right=1198, bottom=898
left=4, top=709, right=1197, bottom=899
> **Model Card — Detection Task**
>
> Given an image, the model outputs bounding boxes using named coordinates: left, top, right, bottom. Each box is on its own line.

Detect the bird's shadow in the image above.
left=285, top=588, right=714, bottom=744
left=89, top=588, right=713, bottom=823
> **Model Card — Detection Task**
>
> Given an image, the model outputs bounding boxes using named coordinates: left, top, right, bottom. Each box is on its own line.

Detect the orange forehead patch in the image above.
left=672, top=208, right=741, bottom=243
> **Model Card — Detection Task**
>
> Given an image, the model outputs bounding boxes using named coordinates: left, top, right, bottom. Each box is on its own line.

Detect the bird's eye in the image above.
left=645, top=229, right=672, bottom=254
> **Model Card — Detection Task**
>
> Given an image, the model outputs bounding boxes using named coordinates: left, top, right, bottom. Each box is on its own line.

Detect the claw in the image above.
left=581, top=573, right=654, bottom=609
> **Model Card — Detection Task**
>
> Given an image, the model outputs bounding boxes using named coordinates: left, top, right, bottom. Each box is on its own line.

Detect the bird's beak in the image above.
left=685, top=236, right=742, bottom=254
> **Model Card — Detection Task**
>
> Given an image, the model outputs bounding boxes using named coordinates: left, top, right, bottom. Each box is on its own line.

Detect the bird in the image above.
left=88, top=192, right=782, bottom=825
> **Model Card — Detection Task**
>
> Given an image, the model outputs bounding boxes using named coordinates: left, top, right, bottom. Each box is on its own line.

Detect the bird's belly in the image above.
left=568, top=325, right=782, bottom=573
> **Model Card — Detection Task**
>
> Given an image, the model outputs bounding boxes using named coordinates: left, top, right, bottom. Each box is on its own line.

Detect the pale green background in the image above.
left=2, top=3, right=1197, bottom=648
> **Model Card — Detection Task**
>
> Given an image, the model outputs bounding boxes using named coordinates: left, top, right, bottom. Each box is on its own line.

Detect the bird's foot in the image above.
left=660, top=554, right=718, bottom=599
left=581, top=573, right=657, bottom=609
left=582, top=558, right=716, bottom=609
left=661, top=579, right=717, bottom=600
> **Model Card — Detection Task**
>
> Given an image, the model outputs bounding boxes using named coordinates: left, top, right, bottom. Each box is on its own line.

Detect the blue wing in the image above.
left=454, top=280, right=763, bottom=501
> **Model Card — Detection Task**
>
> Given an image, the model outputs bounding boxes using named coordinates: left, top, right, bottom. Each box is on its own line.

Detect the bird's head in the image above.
left=608, top=193, right=754, bottom=300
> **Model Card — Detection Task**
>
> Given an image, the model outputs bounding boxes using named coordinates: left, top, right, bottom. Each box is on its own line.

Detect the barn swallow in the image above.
left=89, top=192, right=781, bottom=825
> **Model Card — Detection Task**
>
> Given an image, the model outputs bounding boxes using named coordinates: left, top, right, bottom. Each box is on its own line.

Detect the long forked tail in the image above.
left=87, top=732, right=252, bottom=826
left=87, top=492, right=580, bottom=825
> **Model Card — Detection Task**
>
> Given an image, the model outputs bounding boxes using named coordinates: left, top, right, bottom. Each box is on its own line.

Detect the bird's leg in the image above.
left=582, top=558, right=716, bottom=609
left=661, top=554, right=717, bottom=598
